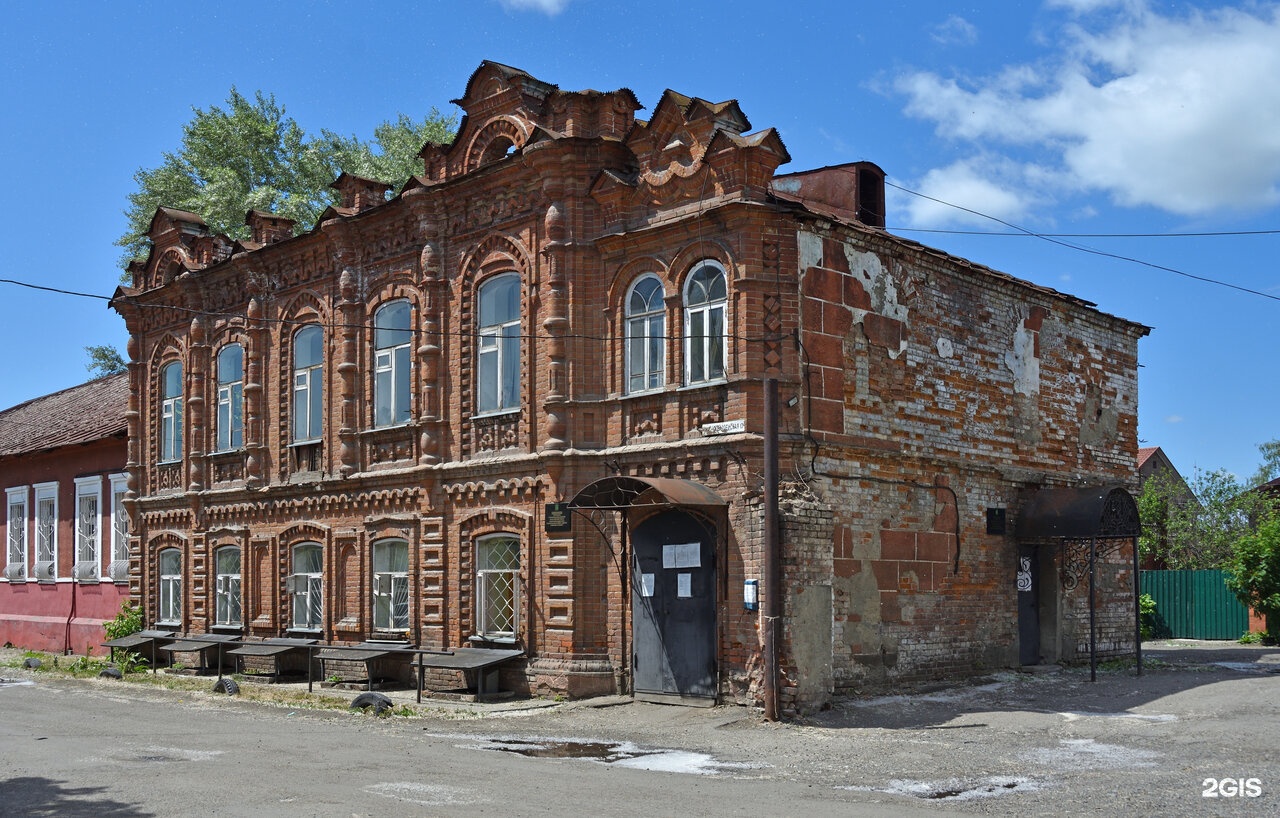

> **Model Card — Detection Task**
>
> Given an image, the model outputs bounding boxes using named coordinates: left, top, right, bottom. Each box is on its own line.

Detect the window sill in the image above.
left=471, top=408, right=520, bottom=421
left=678, top=378, right=728, bottom=392
left=469, top=634, right=517, bottom=645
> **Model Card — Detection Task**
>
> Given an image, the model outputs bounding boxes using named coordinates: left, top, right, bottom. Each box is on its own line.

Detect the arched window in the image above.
left=476, top=534, right=520, bottom=640
left=214, top=546, right=241, bottom=627
left=160, top=361, right=183, bottom=462
left=684, top=261, right=728, bottom=385
left=215, top=344, right=244, bottom=451
left=289, top=543, right=323, bottom=631
left=292, top=326, right=323, bottom=442
left=626, top=275, right=666, bottom=394
left=158, top=548, right=182, bottom=625
left=374, top=300, right=412, bottom=427
left=477, top=274, right=521, bottom=414
left=372, top=539, right=409, bottom=632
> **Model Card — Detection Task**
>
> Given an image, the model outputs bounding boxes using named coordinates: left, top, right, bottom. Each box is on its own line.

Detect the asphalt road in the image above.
left=1, top=640, right=1277, bottom=817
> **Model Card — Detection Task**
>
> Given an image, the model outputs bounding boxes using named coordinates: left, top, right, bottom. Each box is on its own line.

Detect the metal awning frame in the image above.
left=1016, top=485, right=1143, bottom=682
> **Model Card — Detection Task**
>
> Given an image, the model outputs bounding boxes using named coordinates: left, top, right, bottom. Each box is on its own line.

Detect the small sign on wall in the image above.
left=545, top=502, right=572, bottom=533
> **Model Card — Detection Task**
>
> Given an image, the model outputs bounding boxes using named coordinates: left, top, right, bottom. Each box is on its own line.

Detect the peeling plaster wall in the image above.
left=790, top=224, right=1144, bottom=697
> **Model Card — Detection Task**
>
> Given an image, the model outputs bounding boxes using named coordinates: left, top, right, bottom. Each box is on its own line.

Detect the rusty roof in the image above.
left=0, top=373, right=128, bottom=459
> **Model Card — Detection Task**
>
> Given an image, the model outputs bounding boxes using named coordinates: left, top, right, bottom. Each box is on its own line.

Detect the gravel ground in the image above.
left=4, top=639, right=1278, bottom=816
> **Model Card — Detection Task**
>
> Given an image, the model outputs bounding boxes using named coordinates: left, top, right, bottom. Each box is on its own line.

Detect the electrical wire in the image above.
left=885, top=180, right=1280, bottom=303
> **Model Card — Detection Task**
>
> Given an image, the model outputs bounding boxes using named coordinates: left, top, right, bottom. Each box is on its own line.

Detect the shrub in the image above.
left=103, top=600, right=143, bottom=642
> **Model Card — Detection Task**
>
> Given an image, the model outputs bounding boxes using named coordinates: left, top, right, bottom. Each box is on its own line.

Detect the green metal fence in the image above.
left=1140, top=569, right=1249, bottom=640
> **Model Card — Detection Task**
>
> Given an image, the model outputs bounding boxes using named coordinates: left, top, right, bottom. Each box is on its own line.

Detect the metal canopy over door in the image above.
left=568, top=476, right=726, bottom=706
left=631, top=509, right=717, bottom=704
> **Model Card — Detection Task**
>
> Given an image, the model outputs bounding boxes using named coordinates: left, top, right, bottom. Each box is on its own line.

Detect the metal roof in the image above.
left=1015, top=485, right=1140, bottom=540
left=568, top=476, right=728, bottom=510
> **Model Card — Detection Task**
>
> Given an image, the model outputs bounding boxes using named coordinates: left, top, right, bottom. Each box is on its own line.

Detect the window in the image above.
left=683, top=261, right=728, bottom=385
left=216, top=344, right=244, bottom=451
left=289, top=543, right=323, bottom=631
left=476, top=534, right=520, bottom=640
left=158, top=548, right=181, bottom=625
left=626, top=275, right=666, bottom=393
left=293, top=325, right=324, bottom=442
left=160, top=361, right=183, bottom=462
left=214, top=546, right=242, bottom=627
left=374, top=300, right=413, bottom=427
left=34, top=482, right=57, bottom=581
left=74, top=476, right=101, bottom=582
left=109, top=474, right=129, bottom=581
left=5, top=487, right=27, bottom=581
left=372, top=539, right=409, bottom=632
left=477, top=274, right=521, bottom=414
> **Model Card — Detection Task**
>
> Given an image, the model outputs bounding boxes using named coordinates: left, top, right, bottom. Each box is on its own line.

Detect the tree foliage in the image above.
left=85, top=345, right=127, bottom=378
left=116, top=89, right=456, bottom=267
left=1225, top=506, right=1280, bottom=639
left=1249, top=438, right=1280, bottom=488
left=1138, top=466, right=1268, bottom=570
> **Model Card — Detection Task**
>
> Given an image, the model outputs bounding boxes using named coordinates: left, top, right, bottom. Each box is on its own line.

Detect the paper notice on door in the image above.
left=677, top=572, right=692, bottom=598
left=662, top=542, right=701, bottom=569
left=641, top=573, right=655, bottom=597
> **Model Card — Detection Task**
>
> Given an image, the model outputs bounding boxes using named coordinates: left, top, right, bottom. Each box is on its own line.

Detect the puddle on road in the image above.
left=429, top=733, right=759, bottom=776
left=841, top=776, right=1041, bottom=801
left=1213, top=661, right=1280, bottom=673
left=0, top=678, right=34, bottom=688
left=1057, top=711, right=1177, bottom=723
left=132, top=746, right=224, bottom=763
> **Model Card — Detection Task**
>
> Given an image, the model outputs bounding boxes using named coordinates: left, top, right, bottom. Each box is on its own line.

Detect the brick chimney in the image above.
left=330, top=173, right=393, bottom=213
left=245, top=210, right=296, bottom=245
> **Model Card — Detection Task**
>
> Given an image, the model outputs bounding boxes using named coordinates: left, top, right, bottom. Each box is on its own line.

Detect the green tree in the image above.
left=1249, top=439, right=1280, bottom=488
left=1138, top=467, right=1268, bottom=570
left=1226, top=506, right=1280, bottom=640
left=85, top=344, right=126, bottom=378
left=116, top=89, right=455, bottom=267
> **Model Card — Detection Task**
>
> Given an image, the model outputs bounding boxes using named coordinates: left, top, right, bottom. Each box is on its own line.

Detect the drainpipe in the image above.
left=763, top=379, right=780, bottom=721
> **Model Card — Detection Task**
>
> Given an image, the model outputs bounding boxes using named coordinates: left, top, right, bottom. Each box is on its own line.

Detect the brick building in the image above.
left=0, top=373, right=130, bottom=654
left=110, top=62, right=1148, bottom=710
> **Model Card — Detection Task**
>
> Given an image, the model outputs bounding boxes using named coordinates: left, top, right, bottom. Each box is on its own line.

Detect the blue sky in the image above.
left=1, top=0, right=1277, bottom=481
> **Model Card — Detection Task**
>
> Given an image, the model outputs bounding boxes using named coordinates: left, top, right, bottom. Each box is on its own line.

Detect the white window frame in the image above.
left=214, top=546, right=242, bottom=628
left=108, top=473, right=129, bottom=582
left=73, top=476, right=101, bottom=582
left=475, top=534, right=520, bottom=641
left=289, top=542, right=323, bottom=631
left=292, top=326, right=324, bottom=443
left=372, top=539, right=409, bottom=632
left=33, top=482, right=58, bottom=581
left=683, top=260, right=728, bottom=386
left=626, top=274, right=667, bottom=394
left=157, top=548, right=182, bottom=626
left=5, top=486, right=28, bottom=582
left=476, top=274, right=521, bottom=415
left=374, top=300, right=413, bottom=427
left=215, top=343, right=245, bottom=452
left=160, top=361, right=183, bottom=463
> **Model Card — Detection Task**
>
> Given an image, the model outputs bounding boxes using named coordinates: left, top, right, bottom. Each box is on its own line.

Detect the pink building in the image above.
left=0, top=373, right=130, bottom=654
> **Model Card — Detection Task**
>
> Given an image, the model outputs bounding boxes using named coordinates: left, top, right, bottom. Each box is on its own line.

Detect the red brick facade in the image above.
left=110, top=62, right=1148, bottom=708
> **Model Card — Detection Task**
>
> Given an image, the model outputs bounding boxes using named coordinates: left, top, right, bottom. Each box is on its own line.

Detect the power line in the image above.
left=885, top=180, right=1280, bottom=303
left=891, top=227, right=1280, bottom=238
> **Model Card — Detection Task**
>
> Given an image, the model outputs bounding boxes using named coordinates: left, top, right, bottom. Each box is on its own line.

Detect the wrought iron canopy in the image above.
left=1015, top=485, right=1140, bottom=540
left=568, top=476, right=728, bottom=510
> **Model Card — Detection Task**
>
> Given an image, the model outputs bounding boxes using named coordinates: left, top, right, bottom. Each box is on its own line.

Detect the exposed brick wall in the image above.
left=111, top=62, right=1146, bottom=707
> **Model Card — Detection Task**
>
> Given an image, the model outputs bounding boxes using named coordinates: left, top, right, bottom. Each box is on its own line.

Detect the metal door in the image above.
left=631, top=510, right=717, bottom=703
left=1017, top=545, right=1040, bottom=665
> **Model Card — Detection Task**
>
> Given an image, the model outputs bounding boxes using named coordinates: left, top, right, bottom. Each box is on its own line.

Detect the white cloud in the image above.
left=498, top=0, right=570, bottom=14
left=931, top=15, right=978, bottom=46
left=1165, top=414, right=1184, bottom=424
left=895, top=1, right=1280, bottom=222
left=898, top=156, right=1044, bottom=228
